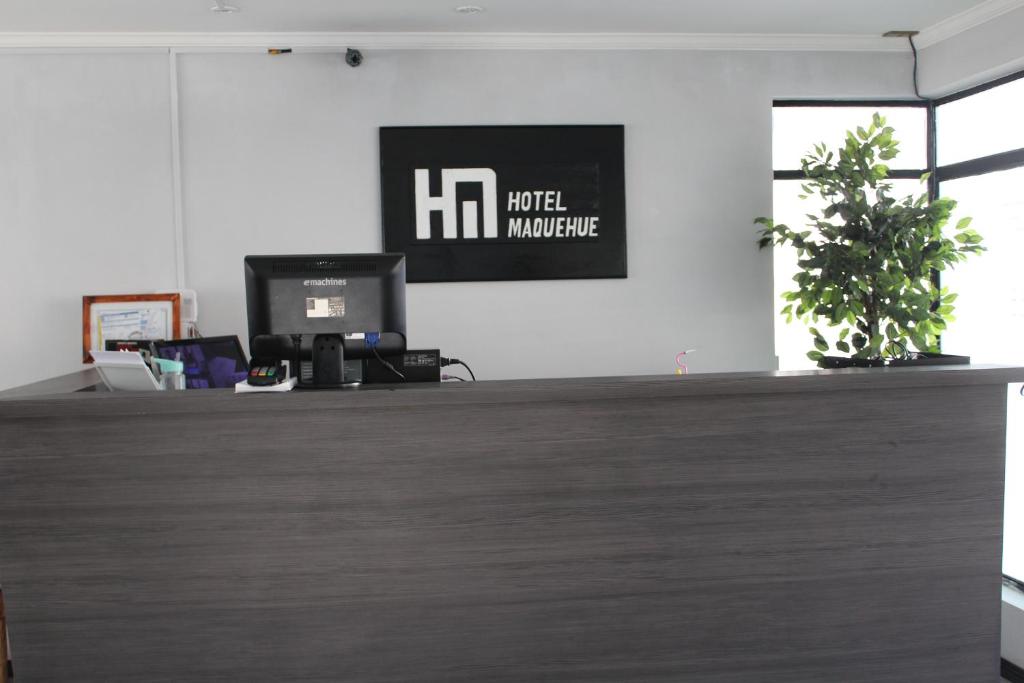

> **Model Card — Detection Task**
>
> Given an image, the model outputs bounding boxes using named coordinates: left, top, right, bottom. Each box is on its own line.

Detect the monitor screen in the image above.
left=243, top=253, right=407, bottom=386
left=153, top=336, right=250, bottom=389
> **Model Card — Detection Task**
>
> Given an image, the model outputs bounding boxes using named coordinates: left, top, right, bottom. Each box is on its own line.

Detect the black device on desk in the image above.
left=246, top=362, right=288, bottom=386
left=104, top=339, right=160, bottom=366
left=244, top=254, right=407, bottom=389
left=153, top=336, right=250, bottom=389
left=364, top=349, right=441, bottom=383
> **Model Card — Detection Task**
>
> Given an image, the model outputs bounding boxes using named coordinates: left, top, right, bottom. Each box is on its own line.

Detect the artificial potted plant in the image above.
left=755, top=113, right=984, bottom=367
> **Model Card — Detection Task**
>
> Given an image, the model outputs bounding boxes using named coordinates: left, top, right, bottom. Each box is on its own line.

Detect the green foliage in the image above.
left=755, top=113, right=985, bottom=361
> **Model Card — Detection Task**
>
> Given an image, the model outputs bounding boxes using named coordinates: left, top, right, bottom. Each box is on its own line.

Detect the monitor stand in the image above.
left=312, top=334, right=345, bottom=387
left=291, top=334, right=353, bottom=389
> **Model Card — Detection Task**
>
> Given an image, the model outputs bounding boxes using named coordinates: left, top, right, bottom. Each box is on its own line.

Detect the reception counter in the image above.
left=0, top=366, right=1021, bottom=681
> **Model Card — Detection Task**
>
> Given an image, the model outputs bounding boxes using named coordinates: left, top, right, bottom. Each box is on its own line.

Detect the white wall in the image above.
left=0, top=52, right=177, bottom=391
left=919, top=5, right=1024, bottom=96
left=0, top=47, right=914, bottom=390
left=177, top=49, right=915, bottom=383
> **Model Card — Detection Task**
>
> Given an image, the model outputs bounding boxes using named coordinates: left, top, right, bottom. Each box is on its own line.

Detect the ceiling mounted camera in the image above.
left=346, top=48, right=363, bottom=67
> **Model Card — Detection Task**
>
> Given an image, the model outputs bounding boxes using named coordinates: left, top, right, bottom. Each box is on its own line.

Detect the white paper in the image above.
left=94, top=306, right=172, bottom=346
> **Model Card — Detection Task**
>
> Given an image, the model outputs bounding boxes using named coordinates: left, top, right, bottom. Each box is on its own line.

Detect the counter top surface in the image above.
left=2, top=364, right=1023, bottom=411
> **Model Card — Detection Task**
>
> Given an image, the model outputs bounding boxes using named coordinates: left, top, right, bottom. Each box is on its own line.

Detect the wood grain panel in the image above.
left=0, top=371, right=1017, bottom=681
left=0, top=588, right=8, bottom=683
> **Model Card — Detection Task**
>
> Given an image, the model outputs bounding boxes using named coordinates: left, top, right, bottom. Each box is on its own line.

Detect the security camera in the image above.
left=345, top=48, right=363, bottom=67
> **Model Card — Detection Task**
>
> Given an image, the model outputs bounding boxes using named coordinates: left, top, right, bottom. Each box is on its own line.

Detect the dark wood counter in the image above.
left=1, top=367, right=1021, bottom=681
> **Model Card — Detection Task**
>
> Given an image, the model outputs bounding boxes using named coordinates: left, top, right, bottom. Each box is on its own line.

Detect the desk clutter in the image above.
left=83, top=255, right=477, bottom=392
left=89, top=340, right=470, bottom=392
left=90, top=336, right=249, bottom=391
left=81, top=290, right=198, bottom=363
left=91, top=338, right=477, bottom=392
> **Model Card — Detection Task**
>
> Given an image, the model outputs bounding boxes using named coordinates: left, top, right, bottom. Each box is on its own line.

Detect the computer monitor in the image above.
left=244, top=254, right=407, bottom=388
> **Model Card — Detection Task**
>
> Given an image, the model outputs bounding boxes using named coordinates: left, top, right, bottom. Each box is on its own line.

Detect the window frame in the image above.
left=771, top=80, right=1024, bottom=352
left=772, top=99, right=933, bottom=181
left=933, top=69, right=1024, bottom=183
left=768, top=99, right=936, bottom=371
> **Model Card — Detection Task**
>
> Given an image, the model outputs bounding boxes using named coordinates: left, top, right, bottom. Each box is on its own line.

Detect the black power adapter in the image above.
left=363, top=349, right=441, bottom=383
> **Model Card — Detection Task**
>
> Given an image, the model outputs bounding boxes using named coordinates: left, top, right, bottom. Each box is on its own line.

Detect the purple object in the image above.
left=153, top=336, right=249, bottom=389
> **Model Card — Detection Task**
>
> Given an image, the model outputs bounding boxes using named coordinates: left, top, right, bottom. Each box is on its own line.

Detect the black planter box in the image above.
left=819, top=353, right=971, bottom=369
left=886, top=352, right=971, bottom=367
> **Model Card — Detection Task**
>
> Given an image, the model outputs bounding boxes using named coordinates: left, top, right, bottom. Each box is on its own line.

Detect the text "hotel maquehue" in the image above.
left=507, top=190, right=599, bottom=239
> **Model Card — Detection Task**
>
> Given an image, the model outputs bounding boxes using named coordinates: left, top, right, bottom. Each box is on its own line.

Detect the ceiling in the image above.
left=0, top=0, right=1002, bottom=35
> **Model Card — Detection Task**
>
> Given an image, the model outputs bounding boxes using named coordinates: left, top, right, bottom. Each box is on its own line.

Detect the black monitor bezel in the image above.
left=243, top=253, right=407, bottom=386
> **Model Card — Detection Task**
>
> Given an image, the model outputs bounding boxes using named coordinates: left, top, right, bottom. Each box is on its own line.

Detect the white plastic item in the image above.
left=91, top=351, right=163, bottom=391
left=234, top=377, right=297, bottom=394
left=160, top=371, right=186, bottom=390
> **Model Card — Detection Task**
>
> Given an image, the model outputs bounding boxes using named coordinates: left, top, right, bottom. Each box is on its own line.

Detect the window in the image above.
left=935, top=73, right=1024, bottom=582
left=774, top=105, right=928, bottom=171
left=771, top=102, right=929, bottom=370
left=937, top=168, right=1024, bottom=364
left=937, top=76, right=1024, bottom=166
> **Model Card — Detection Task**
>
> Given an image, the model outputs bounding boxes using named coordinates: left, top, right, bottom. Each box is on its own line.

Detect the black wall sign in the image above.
left=380, top=125, right=626, bottom=283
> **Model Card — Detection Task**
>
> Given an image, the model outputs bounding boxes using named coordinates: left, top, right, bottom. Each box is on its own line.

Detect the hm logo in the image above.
left=414, top=168, right=498, bottom=240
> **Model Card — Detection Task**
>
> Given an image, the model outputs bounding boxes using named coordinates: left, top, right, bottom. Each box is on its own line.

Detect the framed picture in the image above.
left=82, top=293, right=182, bottom=363
left=380, top=125, right=627, bottom=282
